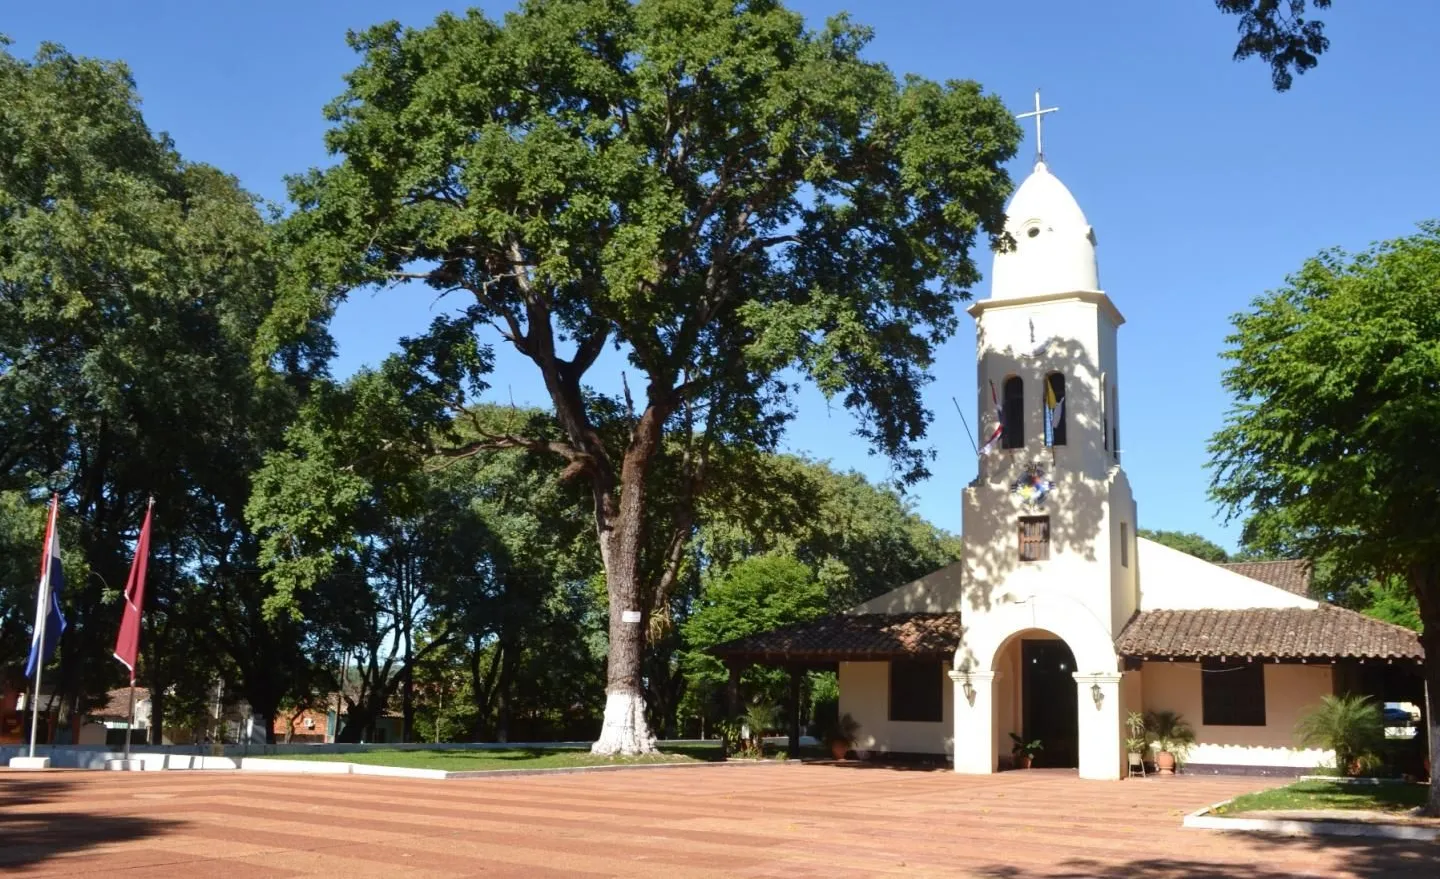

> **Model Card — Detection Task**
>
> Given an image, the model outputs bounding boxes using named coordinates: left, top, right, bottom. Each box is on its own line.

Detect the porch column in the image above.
left=723, top=663, right=743, bottom=758
left=787, top=666, right=802, bottom=757
left=1072, top=672, right=1123, bottom=780
left=949, top=669, right=997, bottom=774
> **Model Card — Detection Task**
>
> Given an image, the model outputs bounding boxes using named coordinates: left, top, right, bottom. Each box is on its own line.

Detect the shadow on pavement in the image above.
left=0, top=774, right=178, bottom=870
left=974, top=831, right=1440, bottom=879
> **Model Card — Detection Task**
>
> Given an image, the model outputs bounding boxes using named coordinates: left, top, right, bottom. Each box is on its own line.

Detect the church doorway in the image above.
left=1021, top=639, right=1079, bottom=768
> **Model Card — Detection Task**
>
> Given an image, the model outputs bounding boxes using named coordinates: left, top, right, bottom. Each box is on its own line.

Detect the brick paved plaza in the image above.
left=3, top=763, right=1438, bottom=877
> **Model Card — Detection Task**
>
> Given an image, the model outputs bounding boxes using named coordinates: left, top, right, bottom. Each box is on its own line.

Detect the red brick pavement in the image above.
left=2, top=763, right=1438, bottom=877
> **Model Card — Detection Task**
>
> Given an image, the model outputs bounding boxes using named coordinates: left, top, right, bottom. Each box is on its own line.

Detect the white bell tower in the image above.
left=960, top=99, right=1138, bottom=645
left=951, top=94, right=1137, bottom=782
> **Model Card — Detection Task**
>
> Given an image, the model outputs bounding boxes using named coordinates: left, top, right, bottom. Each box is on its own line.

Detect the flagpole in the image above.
left=124, top=681, right=136, bottom=761
left=121, top=496, right=154, bottom=764
left=26, top=496, right=57, bottom=760
left=951, top=397, right=980, bottom=456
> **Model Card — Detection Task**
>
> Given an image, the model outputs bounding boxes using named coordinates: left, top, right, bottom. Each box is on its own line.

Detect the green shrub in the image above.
left=1295, top=694, right=1385, bottom=776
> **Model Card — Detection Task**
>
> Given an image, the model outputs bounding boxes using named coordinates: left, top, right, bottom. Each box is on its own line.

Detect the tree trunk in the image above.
left=589, top=403, right=669, bottom=756
left=148, top=686, right=166, bottom=746
left=401, top=663, right=414, bottom=744
left=1413, top=562, right=1440, bottom=816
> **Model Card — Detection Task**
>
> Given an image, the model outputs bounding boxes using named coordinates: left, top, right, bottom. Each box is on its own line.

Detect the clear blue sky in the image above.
left=8, top=1, right=1438, bottom=551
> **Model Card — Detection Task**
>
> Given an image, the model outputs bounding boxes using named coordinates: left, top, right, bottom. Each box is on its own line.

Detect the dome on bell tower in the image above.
left=989, top=161, right=1100, bottom=300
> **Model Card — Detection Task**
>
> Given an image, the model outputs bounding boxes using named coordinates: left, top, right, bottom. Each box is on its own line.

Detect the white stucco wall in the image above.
left=1136, top=538, right=1317, bottom=611
left=851, top=562, right=964, bottom=614
left=1140, top=661, right=1334, bottom=768
left=838, top=661, right=953, bottom=756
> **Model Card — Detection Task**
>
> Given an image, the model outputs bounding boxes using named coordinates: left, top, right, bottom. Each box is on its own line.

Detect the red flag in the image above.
left=113, top=501, right=154, bottom=684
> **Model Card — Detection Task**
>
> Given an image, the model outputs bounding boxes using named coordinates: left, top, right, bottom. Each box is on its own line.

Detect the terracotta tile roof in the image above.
left=91, top=687, right=150, bottom=720
left=1219, top=559, right=1313, bottom=597
left=710, top=613, right=963, bottom=662
left=1116, top=606, right=1422, bottom=661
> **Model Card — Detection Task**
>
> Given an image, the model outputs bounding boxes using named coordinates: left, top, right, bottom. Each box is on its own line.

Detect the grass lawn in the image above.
left=1214, top=779, right=1430, bottom=816
left=279, top=741, right=729, bottom=771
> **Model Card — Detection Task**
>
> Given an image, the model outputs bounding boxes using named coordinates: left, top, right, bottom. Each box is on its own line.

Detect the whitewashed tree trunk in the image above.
left=591, top=691, right=656, bottom=756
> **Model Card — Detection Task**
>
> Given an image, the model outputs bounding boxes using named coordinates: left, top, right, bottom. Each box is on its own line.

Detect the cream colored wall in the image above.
left=1140, top=662, right=1334, bottom=768
left=852, top=561, right=964, bottom=614
left=1136, top=538, right=1318, bottom=611
left=1108, top=473, right=1139, bottom=634
left=991, top=636, right=1027, bottom=759
left=839, top=661, right=953, bottom=756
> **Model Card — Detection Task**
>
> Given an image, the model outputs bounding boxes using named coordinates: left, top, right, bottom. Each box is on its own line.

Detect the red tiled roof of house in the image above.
left=710, top=613, right=963, bottom=662
left=1116, top=606, right=1422, bottom=661
left=91, top=687, right=150, bottom=720
left=1218, top=559, right=1313, bottom=597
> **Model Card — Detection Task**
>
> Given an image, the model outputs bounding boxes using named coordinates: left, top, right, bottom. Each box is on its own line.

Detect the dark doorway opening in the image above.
left=1022, top=639, right=1079, bottom=768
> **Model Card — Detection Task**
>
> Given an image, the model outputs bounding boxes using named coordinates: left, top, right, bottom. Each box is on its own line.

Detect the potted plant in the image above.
left=1125, top=711, right=1149, bottom=770
left=1009, top=732, right=1043, bottom=769
left=743, top=700, right=781, bottom=752
left=1144, top=710, right=1195, bottom=775
left=822, top=713, right=861, bottom=760
left=1295, top=694, right=1384, bottom=777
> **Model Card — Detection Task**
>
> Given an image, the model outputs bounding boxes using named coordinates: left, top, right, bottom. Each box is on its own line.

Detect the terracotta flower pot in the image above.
left=1017, top=754, right=1033, bottom=770
left=1155, top=750, right=1176, bottom=774
left=830, top=739, right=849, bottom=760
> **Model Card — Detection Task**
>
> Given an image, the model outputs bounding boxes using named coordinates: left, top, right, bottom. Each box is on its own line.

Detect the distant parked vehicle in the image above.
left=1382, top=706, right=1415, bottom=726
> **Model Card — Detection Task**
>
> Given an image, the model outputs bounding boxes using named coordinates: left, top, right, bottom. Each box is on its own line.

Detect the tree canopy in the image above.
left=271, top=0, right=1018, bottom=753
left=0, top=40, right=329, bottom=738
left=1209, top=222, right=1440, bottom=814
left=1216, top=0, right=1332, bottom=91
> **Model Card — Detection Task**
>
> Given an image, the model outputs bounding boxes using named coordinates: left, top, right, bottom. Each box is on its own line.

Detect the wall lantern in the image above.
left=1090, top=682, right=1104, bottom=709
left=962, top=678, right=976, bottom=707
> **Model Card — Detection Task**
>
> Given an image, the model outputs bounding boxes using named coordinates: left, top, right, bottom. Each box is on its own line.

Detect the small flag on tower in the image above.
left=1045, top=375, right=1065, bottom=426
left=113, top=500, right=154, bottom=684
left=24, top=495, right=66, bottom=679
left=979, top=380, right=1004, bottom=454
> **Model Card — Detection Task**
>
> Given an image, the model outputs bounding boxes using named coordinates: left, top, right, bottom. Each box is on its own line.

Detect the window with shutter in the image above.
left=1018, top=516, right=1050, bottom=562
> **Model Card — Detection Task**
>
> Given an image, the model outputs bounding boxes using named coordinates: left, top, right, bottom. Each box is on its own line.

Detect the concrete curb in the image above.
left=1183, top=799, right=1440, bottom=841
left=240, top=757, right=778, bottom=780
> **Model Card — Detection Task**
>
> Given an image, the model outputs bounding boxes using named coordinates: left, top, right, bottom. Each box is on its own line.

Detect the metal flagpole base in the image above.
left=105, top=759, right=145, bottom=771
left=9, top=756, right=51, bottom=769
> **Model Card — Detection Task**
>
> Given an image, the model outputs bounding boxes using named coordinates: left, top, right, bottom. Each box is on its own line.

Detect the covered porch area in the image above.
left=709, top=612, right=963, bottom=759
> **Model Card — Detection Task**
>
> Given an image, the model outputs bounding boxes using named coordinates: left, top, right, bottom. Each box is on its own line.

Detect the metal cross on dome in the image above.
left=1016, top=89, right=1059, bottom=165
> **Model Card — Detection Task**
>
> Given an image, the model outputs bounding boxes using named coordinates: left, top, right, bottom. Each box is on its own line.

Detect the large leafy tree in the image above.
left=0, top=41, right=328, bottom=737
left=1209, top=222, right=1440, bottom=813
left=271, top=0, right=1018, bottom=753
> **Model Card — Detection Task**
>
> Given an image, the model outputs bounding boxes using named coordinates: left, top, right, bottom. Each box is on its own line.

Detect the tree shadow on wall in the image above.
left=955, top=338, right=1118, bottom=671
left=0, top=775, right=179, bottom=870
left=972, top=831, right=1440, bottom=879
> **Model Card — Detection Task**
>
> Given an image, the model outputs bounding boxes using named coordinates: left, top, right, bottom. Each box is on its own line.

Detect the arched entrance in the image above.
left=994, top=630, right=1078, bottom=768
left=951, top=593, right=1123, bottom=779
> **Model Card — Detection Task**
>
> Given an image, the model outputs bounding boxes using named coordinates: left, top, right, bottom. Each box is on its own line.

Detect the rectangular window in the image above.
left=889, top=660, right=943, bottom=723
left=1120, top=523, right=1129, bottom=567
left=1202, top=659, right=1266, bottom=726
left=1018, top=516, right=1050, bottom=562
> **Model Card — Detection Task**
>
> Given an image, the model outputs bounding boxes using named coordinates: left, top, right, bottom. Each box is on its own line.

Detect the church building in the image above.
left=713, top=111, right=1424, bottom=779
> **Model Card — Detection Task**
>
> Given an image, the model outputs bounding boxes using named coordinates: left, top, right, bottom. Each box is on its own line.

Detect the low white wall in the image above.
left=1141, top=662, right=1334, bottom=768
left=0, top=746, right=240, bottom=770
left=839, top=661, right=952, bottom=756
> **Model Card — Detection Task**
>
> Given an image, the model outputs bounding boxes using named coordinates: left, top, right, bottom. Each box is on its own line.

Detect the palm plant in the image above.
left=1125, top=712, right=1148, bottom=757
left=1295, top=694, right=1385, bottom=777
left=742, top=700, right=782, bottom=750
left=1143, top=710, right=1196, bottom=770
